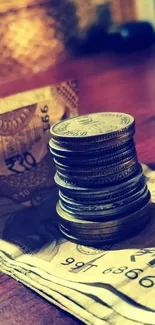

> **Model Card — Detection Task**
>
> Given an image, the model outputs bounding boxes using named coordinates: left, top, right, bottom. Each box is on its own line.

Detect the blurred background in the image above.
left=0, top=0, right=155, bottom=166
left=0, top=0, right=155, bottom=82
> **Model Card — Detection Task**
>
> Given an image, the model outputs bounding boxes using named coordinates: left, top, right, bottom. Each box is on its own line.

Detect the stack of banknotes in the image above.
left=0, top=163, right=155, bottom=325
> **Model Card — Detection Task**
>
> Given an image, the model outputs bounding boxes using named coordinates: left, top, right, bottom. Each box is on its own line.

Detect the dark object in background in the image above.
left=68, top=3, right=111, bottom=55
left=68, top=25, right=107, bottom=55
left=69, top=21, right=155, bottom=55
left=108, top=21, right=155, bottom=52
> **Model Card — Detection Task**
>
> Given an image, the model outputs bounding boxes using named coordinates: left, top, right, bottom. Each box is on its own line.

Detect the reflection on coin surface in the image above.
left=51, top=112, right=135, bottom=141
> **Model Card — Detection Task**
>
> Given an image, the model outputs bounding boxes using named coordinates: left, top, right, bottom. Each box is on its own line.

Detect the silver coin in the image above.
left=59, top=190, right=149, bottom=220
left=57, top=199, right=150, bottom=229
left=54, top=164, right=143, bottom=191
left=60, top=213, right=149, bottom=236
left=59, top=213, right=150, bottom=245
left=55, top=155, right=138, bottom=177
left=58, top=188, right=150, bottom=220
left=59, top=179, right=147, bottom=211
left=59, top=175, right=146, bottom=203
left=53, top=146, right=136, bottom=169
left=50, top=134, right=134, bottom=152
left=56, top=162, right=139, bottom=186
left=50, top=112, right=135, bottom=143
left=49, top=138, right=134, bottom=158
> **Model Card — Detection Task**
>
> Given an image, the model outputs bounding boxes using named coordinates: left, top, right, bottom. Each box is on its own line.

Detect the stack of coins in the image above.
left=49, top=112, right=151, bottom=245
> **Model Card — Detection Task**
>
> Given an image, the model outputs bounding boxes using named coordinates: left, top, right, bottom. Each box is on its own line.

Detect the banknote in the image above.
left=0, top=164, right=155, bottom=324
left=0, top=80, right=78, bottom=217
left=1, top=246, right=154, bottom=324
left=1, top=252, right=145, bottom=325
left=1, top=261, right=96, bottom=325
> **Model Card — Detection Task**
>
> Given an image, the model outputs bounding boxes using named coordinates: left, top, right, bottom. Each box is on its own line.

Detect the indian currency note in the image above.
left=1, top=247, right=153, bottom=324
left=0, top=241, right=153, bottom=324
left=0, top=251, right=145, bottom=325
left=1, top=255, right=106, bottom=325
left=0, top=80, right=78, bottom=217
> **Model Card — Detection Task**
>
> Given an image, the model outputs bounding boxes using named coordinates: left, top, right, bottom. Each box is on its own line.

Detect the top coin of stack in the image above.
left=49, top=112, right=151, bottom=245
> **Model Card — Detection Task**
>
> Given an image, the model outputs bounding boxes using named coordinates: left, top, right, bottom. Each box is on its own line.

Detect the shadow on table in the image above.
left=0, top=187, right=64, bottom=255
left=1, top=193, right=155, bottom=255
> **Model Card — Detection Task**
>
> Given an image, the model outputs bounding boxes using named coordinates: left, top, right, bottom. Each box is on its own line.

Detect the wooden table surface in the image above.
left=1, top=48, right=155, bottom=324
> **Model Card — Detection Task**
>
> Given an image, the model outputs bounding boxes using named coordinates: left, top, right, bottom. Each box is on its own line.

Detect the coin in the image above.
left=59, top=215, right=150, bottom=244
left=60, top=214, right=148, bottom=236
left=56, top=162, right=139, bottom=187
left=53, top=146, right=136, bottom=169
left=55, top=155, right=138, bottom=177
left=59, top=175, right=146, bottom=203
left=57, top=199, right=150, bottom=229
left=49, top=137, right=134, bottom=158
left=50, top=111, right=150, bottom=245
left=59, top=177, right=146, bottom=209
left=59, top=223, right=149, bottom=244
left=50, top=112, right=135, bottom=143
left=50, top=133, right=134, bottom=151
left=58, top=188, right=150, bottom=220
left=59, top=205, right=150, bottom=245
left=54, top=164, right=143, bottom=192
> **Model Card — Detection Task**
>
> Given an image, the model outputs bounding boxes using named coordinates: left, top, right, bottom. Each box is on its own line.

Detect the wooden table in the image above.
left=1, top=48, right=155, bottom=324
